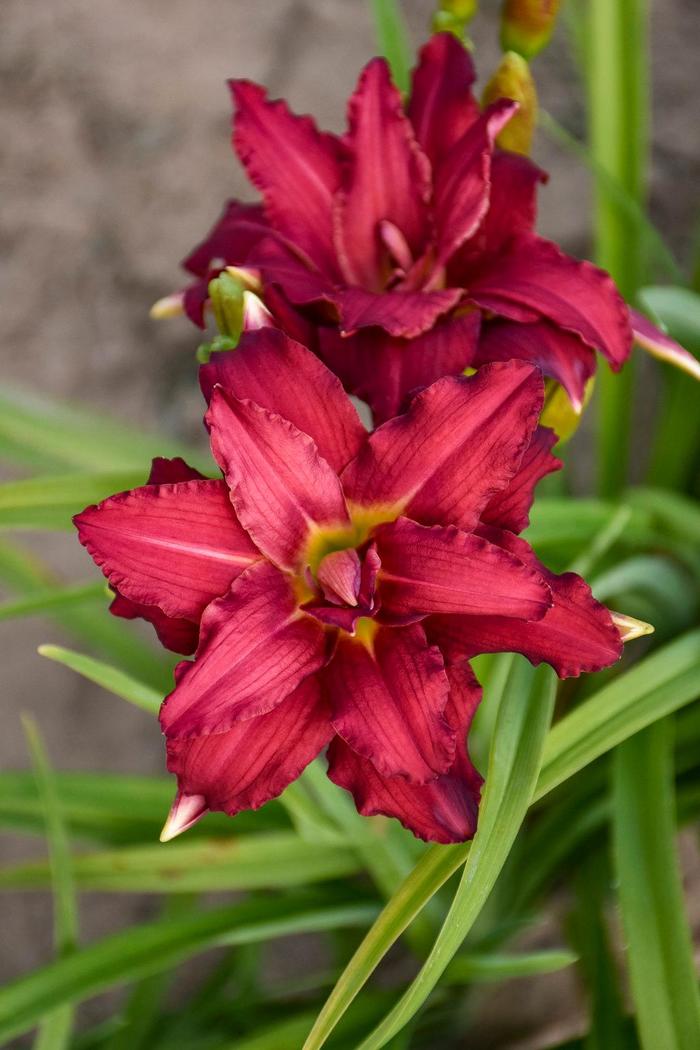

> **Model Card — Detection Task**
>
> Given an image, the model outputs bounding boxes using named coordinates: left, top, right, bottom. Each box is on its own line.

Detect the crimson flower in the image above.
left=167, top=33, right=698, bottom=424
left=75, top=330, right=622, bottom=844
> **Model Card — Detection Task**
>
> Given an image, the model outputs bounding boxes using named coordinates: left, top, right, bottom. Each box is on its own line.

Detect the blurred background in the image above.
left=2, top=1, right=699, bottom=1045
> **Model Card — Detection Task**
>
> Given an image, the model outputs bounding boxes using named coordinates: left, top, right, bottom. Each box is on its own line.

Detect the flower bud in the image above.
left=482, top=51, right=537, bottom=155
left=540, top=376, right=595, bottom=443
left=500, top=0, right=561, bottom=60
left=149, top=291, right=185, bottom=320
left=432, top=0, right=478, bottom=38
left=208, top=271, right=245, bottom=341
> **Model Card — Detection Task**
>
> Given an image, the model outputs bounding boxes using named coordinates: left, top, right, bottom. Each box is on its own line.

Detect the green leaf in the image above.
left=22, top=717, right=78, bottom=1050
left=370, top=0, right=411, bottom=93
left=0, top=472, right=145, bottom=530
left=0, top=771, right=283, bottom=844
left=0, top=386, right=207, bottom=474
left=0, top=582, right=106, bottom=622
left=38, top=645, right=163, bottom=715
left=613, top=720, right=700, bottom=1049
left=354, top=661, right=557, bottom=1050
left=637, top=286, right=700, bottom=353
left=0, top=897, right=378, bottom=1044
left=0, top=832, right=362, bottom=893
left=535, top=628, right=700, bottom=800
left=304, top=658, right=556, bottom=1050
left=444, top=949, right=578, bottom=984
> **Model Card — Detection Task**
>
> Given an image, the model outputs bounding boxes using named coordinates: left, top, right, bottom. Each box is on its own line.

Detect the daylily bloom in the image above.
left=75, top=330, right=624, bottom=844
left=163, top=33, right=698, bottom=423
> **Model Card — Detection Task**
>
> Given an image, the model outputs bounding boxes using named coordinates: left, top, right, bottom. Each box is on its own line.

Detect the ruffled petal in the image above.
left=407, top=33, right=479, bottom=171
left=480, top=425, right=561, bottom=534
left=341, top=361, right=543, bottom=532
left=166, top=675, right=332, bottom=815
left=327, top=624, right=454, bottom=783
left=200, top=330, right=366, bottom=474
left=630, top=307, right=700, bottom=381
left=428, top=527, right=622, bottom=678
left=318, top=312, right=480, bottom=425
left=160, top=561, right=328, bottom=738
left=230, top=81, right=342, bottom=274
left=327, top=663, right=483, bottom=843
left=336, top=286, right=462, bottom=339
left=74, top=480, right=260, bottom=622
left=374, top=517, right=551, bottom=620
left=182, top=200, right=268, bottom=277
left=206, top=387, right=350, bottom=571
left=467, top=234, right=633, bottom=369
left=334, top=58, right=431, bottom=290
left=476, top=318, right=597, bottom=412
left=433, top=99, right=517, bottom=266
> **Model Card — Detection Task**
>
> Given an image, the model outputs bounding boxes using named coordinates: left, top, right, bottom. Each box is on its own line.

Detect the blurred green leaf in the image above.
left=0, top=472, right=144, bottom=530
left=637, top=286, right=700, bottom=353
left=38, top=645, right=163, bottom=715
left=444, top=948, right=578, bottom=984
left=0, top=387, right=206, bottom=474
left=370, top=0, right=411, bottom=94
left=354, top=661, right=557, bottom=1050
left=0, top=832, right=362, bottom=893
left=23, top=717, right=78, bottom=1050
left=535, top=628, right=700, bottom=799
left=0, top=897, right=379, bottom=1044
left=0, top=581, right=106, bottom=622
left=613, top=720, right=700, bottom=1049
left=0, top=771, right=284, bottom=844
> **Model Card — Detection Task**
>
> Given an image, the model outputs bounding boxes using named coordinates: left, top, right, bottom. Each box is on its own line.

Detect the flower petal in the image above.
left=206, top=387, right=350, bottom=571
left=252, top=235, right=338, bottom=307
left=166, top=675, right=332, bottom=815
left=182, top=200, right=268, bottom=277
left=160, top=561, right=328, bottom=738
left=429, top=527, right=622, bottom=678
left=200, top=329, right=366, bottom=474
left=334, top=58, right=431, bottom=290
left=341, top=360, right=543, bottom=532
left=407, top=32, right=479, bottom=171
left=146, top=457, right=206, bottom=485
left=230, top=81, right=342, bottom=274
left=433, top=99, right=518, bottom=266
left=374, top=517, right=551, bottom=621
left=336, top=286, right=463, bottom=339
left=480, top=425, right=561, bottom=534
left=318, top=312, right=480, bottom=425
left=468, top=234, right=632, bottom=369
left=327, top=624, right=454, bottom=783
left=74, top=480, right=260, bottom=621
left=476, top=318, right=597, bottom=412
left=317, top=548, right=362, bottom=606
left=110, top=592, right=199, bottom=655
left=630, top=307, right=700, bottom=381
left=327, top=663, right=482, bottom=843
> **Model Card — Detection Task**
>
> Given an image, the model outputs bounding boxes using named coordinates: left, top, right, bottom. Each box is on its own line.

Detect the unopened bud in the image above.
left=501, top=0, right=561, bottom=60
left=432, top=0, right=478, bottom=38
left=482, top=51, right=537, bottom=155
left=540, top=376, right=595, bottom=443
left=209, top=271, right=245, bottom=342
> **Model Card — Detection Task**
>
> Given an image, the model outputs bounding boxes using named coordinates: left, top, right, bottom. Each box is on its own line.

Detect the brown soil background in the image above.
left=2, top=1, right=699, bottom=1046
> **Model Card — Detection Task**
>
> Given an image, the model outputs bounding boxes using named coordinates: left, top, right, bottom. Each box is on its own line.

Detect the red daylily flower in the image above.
left=167, top=33, right=697, bottom=423
left=75, top=330, right=623, bottom=844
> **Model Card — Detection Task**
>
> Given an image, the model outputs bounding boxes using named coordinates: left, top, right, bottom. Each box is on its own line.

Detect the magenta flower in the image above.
left=166, top=33, right=698, bottom=423
left=75, top=330, right=622, bottom=843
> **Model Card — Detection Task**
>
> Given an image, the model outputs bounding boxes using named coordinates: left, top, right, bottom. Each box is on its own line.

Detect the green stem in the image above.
left=586, top=0, right=649, bottom=497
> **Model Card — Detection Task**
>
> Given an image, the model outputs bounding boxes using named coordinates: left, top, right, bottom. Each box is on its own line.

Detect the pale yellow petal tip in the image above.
left=612, top=611, right=655, bottom=644
left=243, top=290, right=274, bottom=330
left=225, top=265, right=263, bottom=293
left=150, top=293, right=185, bottom=320
left=159, top=792, right=208, bottom=842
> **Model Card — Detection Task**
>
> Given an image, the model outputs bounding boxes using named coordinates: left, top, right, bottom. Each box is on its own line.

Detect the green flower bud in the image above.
left=500, top=0, right=561, bottom=60
left=431, top=0, right=478, bottom=38
left=482, top=51, right=537, bottom=155
left=208, top=271, right=245, bottom=342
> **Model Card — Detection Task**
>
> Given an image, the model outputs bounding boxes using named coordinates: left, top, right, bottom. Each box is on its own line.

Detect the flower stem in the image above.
left=586, top=0, right=649, bottom=497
